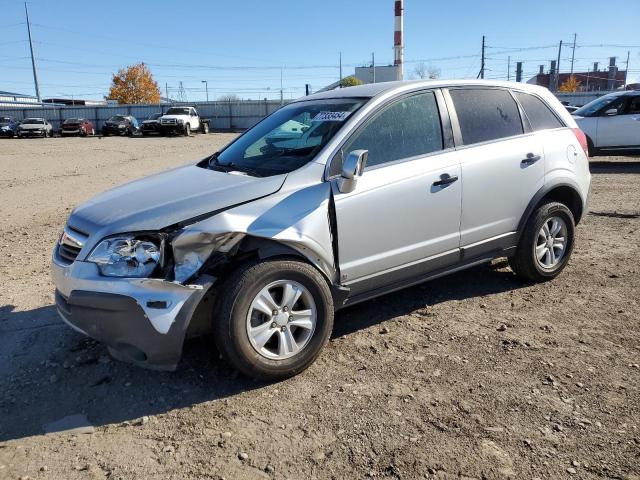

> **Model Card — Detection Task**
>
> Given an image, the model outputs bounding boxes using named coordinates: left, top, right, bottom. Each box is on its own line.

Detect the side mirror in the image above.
left=604, top=108, right=618, bottom=116
left=337, top=149, right=368, bottom=193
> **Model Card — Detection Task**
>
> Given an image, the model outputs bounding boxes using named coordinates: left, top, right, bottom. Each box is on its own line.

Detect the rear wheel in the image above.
left=509, top=201, right=575, bottom=282
left=201, top=122, right=209, bottom=134
left=214, top=259, right=334, bottom=381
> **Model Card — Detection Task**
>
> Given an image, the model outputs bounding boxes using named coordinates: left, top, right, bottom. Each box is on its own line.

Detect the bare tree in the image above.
left=413, top=62, right=441, bottom=80
left=218, top=94, right=240, bottom=102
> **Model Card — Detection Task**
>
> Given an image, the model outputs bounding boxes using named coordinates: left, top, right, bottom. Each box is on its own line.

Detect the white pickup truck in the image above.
left=158, top=106, right=210, bottom=136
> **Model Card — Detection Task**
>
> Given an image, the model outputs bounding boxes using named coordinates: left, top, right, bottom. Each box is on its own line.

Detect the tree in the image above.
left=340, top=75, right=364, bottom=87
left=413, top=62, right=441, bottom=80
left=218, top=94, right=240, bottom=102
left=107, top=63, right=161, bottom=104
left=559, top=75, right=582, bottom=93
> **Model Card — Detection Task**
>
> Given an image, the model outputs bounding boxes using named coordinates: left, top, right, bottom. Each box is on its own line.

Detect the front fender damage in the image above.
left=170, top=182, right=337, bottom=284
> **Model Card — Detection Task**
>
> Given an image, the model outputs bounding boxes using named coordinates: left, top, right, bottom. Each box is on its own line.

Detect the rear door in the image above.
left=596, top=95, right=640, bottom=148
left=332, top=90, right=462, bottom=294
left=446, top=87, right=544, bottom=254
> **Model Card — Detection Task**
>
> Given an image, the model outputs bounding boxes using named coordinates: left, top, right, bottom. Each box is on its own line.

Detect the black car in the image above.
left=140, top=113, right=162, bottom=136
left=0, top=116, right=19, bottom=138
left=101, top=115, right=139, bottom=136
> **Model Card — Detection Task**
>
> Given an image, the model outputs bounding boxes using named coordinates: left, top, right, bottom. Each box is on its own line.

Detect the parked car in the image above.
left=0, top=116, right=19, bottom=138
left=572, top=91, right=640, bottom=155
left=17, top=118, right=53, bottom=138
left=52, top=80, right=591, bottom=380
left=60, top=118, right=95, bottom=137
left=140, top=113, right=163, bottom=136
left=158, top=106, right=210, bottom=135
left=101, top=115, right=138, bottom=136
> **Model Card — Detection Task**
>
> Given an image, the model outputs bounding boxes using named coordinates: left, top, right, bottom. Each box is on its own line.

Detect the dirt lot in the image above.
left=0, top=135, right=638, bottom=480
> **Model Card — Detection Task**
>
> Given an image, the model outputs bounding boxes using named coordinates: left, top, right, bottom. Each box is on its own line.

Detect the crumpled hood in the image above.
left=69, top=164, right=286, bottom=238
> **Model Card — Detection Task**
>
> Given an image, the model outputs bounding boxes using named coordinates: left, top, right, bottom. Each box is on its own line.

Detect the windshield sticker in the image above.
left=312, top=111, right=352, bottom=122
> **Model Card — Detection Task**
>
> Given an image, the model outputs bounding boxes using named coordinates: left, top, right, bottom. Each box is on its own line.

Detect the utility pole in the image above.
left=339, top=52, right=343, bottom=85
left=279, top=67, right=283, bottom=105
left=372, top=52, right=376, bottom=83
left=624, top=50, right=630, bottom=88
left=507, top=56, right=511, bottom=81
left=24, top=2, right=41, bottom=102
left=165, top=82, right=169, bottom=103
left=477, top=35, right=485, bottom=79
left=570, top=33, right=577, bottom=74
left=201, top=80, right=208, bottom=102
left=554, top=40, right=563, bottom=91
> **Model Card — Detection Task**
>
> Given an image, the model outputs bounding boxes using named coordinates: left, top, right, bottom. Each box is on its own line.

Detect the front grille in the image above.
left=161, top=118, right=177, bottom=125
left=57, top=225, right=88, bottom=265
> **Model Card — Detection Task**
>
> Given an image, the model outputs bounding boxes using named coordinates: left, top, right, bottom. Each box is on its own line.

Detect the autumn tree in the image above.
left=340, top=75, right=364, bottom=87
left=559, top=75, right=582, bottom=93
left=107, top=63, right=161, bottom=104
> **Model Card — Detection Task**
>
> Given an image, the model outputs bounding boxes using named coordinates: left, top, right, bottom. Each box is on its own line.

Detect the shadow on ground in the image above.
left=0, top=263, right=524, bottom=442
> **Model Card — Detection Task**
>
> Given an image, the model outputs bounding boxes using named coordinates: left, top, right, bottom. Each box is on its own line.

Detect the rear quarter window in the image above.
left=514, top=91, right=564, bottom=131
left=449, top=88, right=523, bottom=145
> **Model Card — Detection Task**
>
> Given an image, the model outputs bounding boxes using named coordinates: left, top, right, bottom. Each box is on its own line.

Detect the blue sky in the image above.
left=1, top=0, right=639, bottom=101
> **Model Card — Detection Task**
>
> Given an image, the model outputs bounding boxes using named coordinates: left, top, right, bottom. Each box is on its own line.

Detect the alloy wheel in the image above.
left=535, top=216, right=568, bottom=269
left=246, top=280, right=316, bottom=360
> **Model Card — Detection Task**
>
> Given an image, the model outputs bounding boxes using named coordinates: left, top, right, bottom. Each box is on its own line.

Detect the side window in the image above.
left=341, top=91, right=443, bottom=169
left=449, top=88, right=523, bottom=145
left=626, top=96, right=640, bottom=114
left=514, top=92, right=564, bottom=131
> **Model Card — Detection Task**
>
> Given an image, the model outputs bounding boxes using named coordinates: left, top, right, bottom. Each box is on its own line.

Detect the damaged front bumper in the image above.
left=52, top=254, right=215, bottom=370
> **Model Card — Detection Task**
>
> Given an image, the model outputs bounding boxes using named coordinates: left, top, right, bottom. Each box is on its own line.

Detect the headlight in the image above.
left=177, top=119, right=184, bottom=124
left=87, top=235, right=161, bottom=277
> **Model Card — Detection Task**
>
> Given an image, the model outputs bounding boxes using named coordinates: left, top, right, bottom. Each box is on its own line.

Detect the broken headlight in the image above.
left=87, top=236, right=161, bottom=278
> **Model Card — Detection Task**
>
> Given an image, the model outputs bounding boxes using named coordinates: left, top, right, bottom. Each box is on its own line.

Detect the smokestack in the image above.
left=539, top=65, right=544, bottom=75
left=516, top=62, right=523, bottom=82
left=393, top=0, right=404, bottom=80
left=607, top=57, right=617, bottom=90
left=593, top=62, right=598, bottom=72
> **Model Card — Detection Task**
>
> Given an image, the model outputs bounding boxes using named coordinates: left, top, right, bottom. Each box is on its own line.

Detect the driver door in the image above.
left=596, top=95, right=640, bottom=148
left=331, top=91, right=462, bottom=296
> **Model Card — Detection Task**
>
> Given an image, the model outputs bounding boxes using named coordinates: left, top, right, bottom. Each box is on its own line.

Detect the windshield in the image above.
left=22, top=118, right=44, bottom=124
left=210, top=98, right=366, bottom=177
left=108, top=116, right=127, bottom=122
left=0, top=117, right=11, bottom=124
left=574, top=95, right=621, bottom=117
left=64, top=118, right=80, bottom=124
left=166, top=108, right=190, bottom=115
left=148, top=113, right=162, bottom=120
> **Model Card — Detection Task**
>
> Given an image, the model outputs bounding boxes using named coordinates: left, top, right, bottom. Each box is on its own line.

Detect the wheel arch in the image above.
left=517, top=182, right=585, bottom=241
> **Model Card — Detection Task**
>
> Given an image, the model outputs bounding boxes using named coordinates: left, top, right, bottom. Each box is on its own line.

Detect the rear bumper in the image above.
left=52, top=255, right=214, bottom=370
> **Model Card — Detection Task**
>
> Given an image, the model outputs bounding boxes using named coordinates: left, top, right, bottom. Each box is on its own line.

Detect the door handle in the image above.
left=521, top=153, right=541, bottom=165
left=432, top=174, right=459, bottom=187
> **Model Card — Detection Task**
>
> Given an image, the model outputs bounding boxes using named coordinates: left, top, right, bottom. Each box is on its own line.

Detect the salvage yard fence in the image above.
left=0, top=99, right=288, bottom=132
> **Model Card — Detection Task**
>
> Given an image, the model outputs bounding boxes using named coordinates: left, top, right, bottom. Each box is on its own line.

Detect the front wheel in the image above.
left=214, top=259, right=334, bottom=381
left=184, top=123, right=191, bottom=136
left=509, top=201, right=575, bottom=282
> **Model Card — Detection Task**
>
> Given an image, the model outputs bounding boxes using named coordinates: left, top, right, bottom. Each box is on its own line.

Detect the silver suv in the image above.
left=52, top=80, right=591, bottom=380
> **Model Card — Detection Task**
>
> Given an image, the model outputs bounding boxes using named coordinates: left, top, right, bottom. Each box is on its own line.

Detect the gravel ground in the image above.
left=0, top=135, right=638, bottom=480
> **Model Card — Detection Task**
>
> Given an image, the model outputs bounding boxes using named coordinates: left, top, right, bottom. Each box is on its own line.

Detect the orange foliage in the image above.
left=559, top=75, right=582, bottom=93
left=107, top=63, right=161, bottom=104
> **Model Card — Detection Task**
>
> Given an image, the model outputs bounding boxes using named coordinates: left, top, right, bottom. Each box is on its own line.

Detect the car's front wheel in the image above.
left=184, top=123, right=191, bottom=136
left=214, top=259, right=334, bottom=381
left=509, top=201, right=575, bottom=282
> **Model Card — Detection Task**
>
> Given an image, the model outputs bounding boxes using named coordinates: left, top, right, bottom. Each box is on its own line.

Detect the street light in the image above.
left=201, top=80, right=209, bottom=102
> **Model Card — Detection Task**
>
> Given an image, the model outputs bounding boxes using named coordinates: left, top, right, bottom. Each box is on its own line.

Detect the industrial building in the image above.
left=0, top=90, right=41, bottom=108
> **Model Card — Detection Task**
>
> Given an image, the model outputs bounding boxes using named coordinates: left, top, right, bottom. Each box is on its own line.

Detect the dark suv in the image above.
left=140, top=113, right=163, bottom=136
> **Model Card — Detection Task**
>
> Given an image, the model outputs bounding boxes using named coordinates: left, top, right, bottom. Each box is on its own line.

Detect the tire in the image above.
left=201, top=122, right=209, bottom=134
left=214, top=259, right=334, bottom=381
left=184, top=123, right=191, bottom=136
left=102, top=130, right=109, bottom=137
left=509, top=201, right=575, bottom=282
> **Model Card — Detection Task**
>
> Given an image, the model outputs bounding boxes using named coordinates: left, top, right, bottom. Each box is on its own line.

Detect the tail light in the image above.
left=572, top=128, right=589, bottom=157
